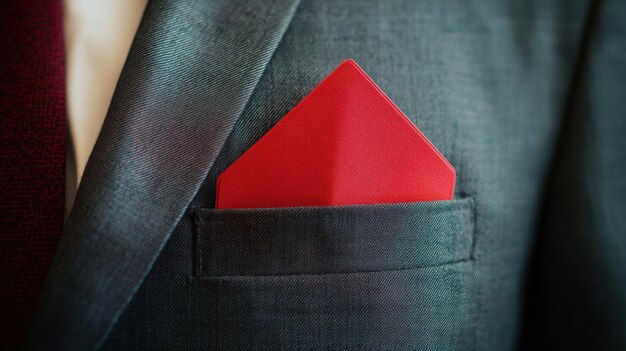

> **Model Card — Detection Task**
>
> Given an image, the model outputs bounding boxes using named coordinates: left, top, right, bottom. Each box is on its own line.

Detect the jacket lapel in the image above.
left=26, top=0, right=300, bottom=349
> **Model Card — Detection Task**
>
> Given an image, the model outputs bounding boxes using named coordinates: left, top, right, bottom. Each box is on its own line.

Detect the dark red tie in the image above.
left=0, top=0, right=66, bottom=348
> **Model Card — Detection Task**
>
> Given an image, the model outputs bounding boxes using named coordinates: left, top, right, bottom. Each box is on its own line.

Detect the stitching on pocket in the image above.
left=195, top=198, right=474, bottom=223
left=193, top=198, right=475, bottom=277
left=187, top=258, right=473, bottom=281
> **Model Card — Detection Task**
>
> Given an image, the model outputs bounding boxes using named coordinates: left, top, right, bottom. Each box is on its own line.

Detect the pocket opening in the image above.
left=193, top=198, right=475, bottom=277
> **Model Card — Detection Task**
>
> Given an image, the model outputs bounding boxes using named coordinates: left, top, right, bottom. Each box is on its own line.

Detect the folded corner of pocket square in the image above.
left=216, top=59, right=455, bottom=209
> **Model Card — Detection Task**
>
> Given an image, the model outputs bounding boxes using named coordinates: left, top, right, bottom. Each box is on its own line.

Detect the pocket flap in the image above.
left=193, top=198, right=474, bottom=276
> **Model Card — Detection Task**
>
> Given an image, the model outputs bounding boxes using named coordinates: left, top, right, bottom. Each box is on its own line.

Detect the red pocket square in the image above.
left=216, top=59, right=455, bottom=209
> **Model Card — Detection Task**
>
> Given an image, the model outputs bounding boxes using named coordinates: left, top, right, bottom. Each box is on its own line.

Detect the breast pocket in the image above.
left=190, top=199, right=476, bottom=350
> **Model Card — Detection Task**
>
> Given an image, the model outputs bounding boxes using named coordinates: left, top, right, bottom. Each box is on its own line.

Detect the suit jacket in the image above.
left=26, top=0, right=626, bottom=350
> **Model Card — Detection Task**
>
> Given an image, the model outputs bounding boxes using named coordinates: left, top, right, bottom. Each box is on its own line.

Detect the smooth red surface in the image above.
left=216, top=60, right=455, bottom=209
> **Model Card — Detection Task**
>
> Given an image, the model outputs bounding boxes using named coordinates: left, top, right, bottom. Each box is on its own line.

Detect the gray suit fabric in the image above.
left=26, top=0, right=625, bottom=350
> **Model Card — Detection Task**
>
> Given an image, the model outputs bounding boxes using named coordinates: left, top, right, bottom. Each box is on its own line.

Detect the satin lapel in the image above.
left=26, top=0, right=300, bottom=349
